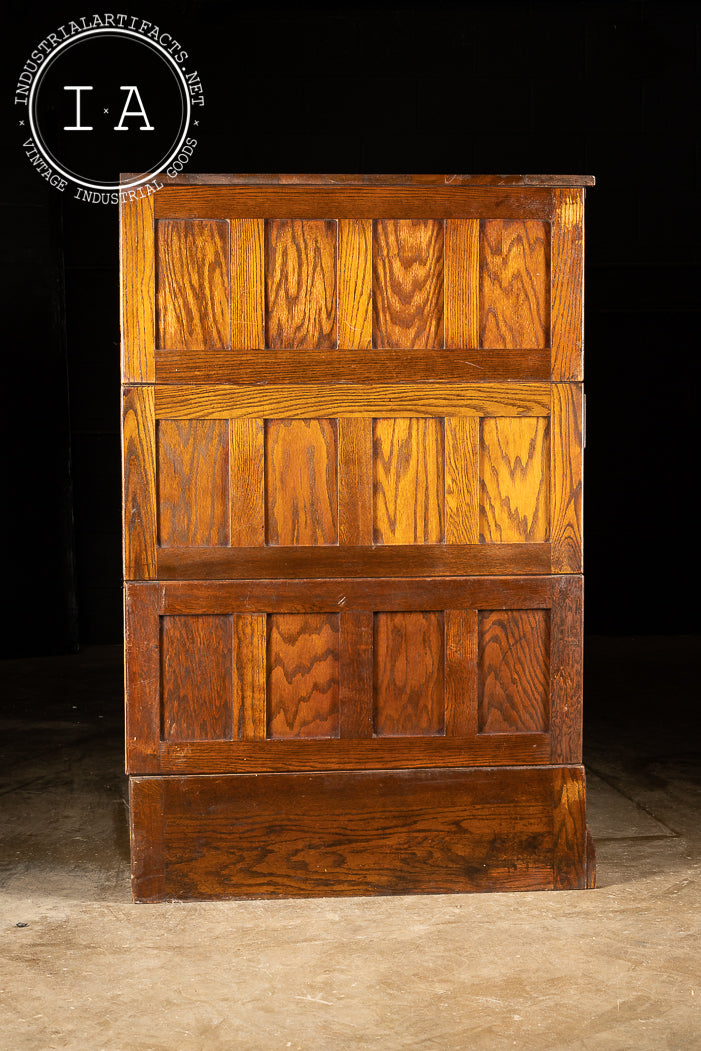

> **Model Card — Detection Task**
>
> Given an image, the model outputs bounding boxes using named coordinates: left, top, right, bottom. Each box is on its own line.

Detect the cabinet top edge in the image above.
left=120, top=172, right=596, bottom=188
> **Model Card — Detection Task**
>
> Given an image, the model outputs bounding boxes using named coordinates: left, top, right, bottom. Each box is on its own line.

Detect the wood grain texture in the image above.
left=155, top=383, right=551, bottom=420
left=445, top=219, right=479, bottom=349
left=120, top=194, right=155, bottom=382
left=373, top=220, right=444, bottom=349
left=480, top=220, right=550, bottom=349
left=159, top=577, right=554, bottom=616
left=129, top=777, right=164, bottom=901
left=124, top=583, right=160, bottom=770
left=157, top=544, right=551, bottom=580
left=161, top=614, right=233, bottom=741
left=154, top=186, right=556, bottom=221
left=338, top=219, right=372, bottom=350
left=480, top=417, right=550, bottom=543
left=154, top=173, right=594, bottom=187
left=267, top=614, right=340, bottom=739
left=551, top=189, right=584, bottom=380
left=155, top=346, right=552, bottom=384
left=445, top=609, right=478, bottom=737
left=478, top=610, right=550, bottom=733
left=549, top=575, right=583, bottom=764
left=265, top=419, right=338, bottom=545
left=373, top=418, right=445, bottom=544
left=229, top=419, right=265, bottom=546
left=265, top=220, right=337, bottom=349
left=122, top=386, right=156, bottom=579
left=374, top=612, right=445, bottom=736
left=552, top=767, right=587, bottom=890
left=129, top=766, right=588, bottom=900
left=157, top=420, right=229, bottom=547
left=445, top=416, right=479, bottom=544
left=551, top=383, right=583, bottom=573
left=338, top=418, right=373, bottom=545
left=339, top=611, right=374, bottom=739
left=230, top=218, right=264, bottom=350
left=156, top=219, right=230, bottom=349
left=233, top=614, right=266, bottom=741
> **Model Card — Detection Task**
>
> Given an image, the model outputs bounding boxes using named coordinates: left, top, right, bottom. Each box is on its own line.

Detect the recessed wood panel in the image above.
left=265, top=220, right=337, bottom=349
left=229, top=419, right=265, bottom=547
left=267, top=614, right=340, bottom=739
left=156, top=219, right=230, bottom=350
left=373, top=418, right=445, bottom=545
left=265, top=419, right=338, bottom=546
left=372, top=220, right=444, bottom=349
left=230, top=218, right=264, bottom=350
left=161, top=614, right=233, bottom=741
left=445, top=219, right=479, bottom=349
left=478, top=610, right=550, bottom=733
left=338, top=219, right=372, bottom=350
left=480, top=220, right=549, bottom=349
left=480, top=417, right=549, bottom=543
left=157, top=420, right=229, bottom=548
left=374, top=612, right=445, bottom=736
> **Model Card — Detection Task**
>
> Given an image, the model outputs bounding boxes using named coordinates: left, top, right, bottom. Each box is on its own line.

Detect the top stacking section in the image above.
left=120, top=175, right=589, bottom=385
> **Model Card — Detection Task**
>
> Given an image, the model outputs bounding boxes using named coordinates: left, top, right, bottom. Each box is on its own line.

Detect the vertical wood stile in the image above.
left=339, top=611, right=374, bottom=739
left=229, top=419, right=266, bottom=546
left=551, top=190, right=584, bottom=381
left=445, top=219, right=479, bottom=349
left=549, top=576, right=583, bottom=764
left=233, top=614, right=267, bottom=740
left=551, top=383, right=583, bottom=572
left=122, top=386, right=157, bottom=579
left=338, top=219, right=372, bottom=350
left=445, top=416, right=480, bottom=544
left=120, top=194, right=155, bottom=383
left=444, top=609, right=478, bottom=736
left=230, top=218, right=265, bottom=349
left=338, top=418, right=374, bottom=545
left=124, top=582, right=160, bottom=768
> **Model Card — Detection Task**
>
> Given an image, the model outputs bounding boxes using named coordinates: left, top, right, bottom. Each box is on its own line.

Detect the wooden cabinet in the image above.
left=121, top=174, right=595, bottom=901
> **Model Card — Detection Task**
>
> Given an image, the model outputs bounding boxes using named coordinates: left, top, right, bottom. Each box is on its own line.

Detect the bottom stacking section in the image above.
left=129, top=766, right=595, bottom=901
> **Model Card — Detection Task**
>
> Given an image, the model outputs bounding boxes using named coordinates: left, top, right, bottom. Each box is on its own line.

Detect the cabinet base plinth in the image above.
left=129, top=766, right=595, bottom=902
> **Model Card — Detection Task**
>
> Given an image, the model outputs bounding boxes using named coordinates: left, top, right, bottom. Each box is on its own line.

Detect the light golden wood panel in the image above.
left=552, top=190, right=584, bottom=380
left=157, top=420, right=229, bottom=547
left=374, top=612, right=445, bottom=736
left=373, top=219, right=444, bottom=348
left=480, top=220, right=550, bottom=349
left=233, top=614, right=266, bottom=740
left=338, top=219, right=372, bottom=350
left=551, top=383, right=583, bottom=572
left=445, top=219, right=479, bottom=349
left=265, top=419, right=338, bottom=545
left=156, top=219, right=230, bottom=349
left=338, top=418, right=373, bottom=545
left=267, top=614, right=340, bottom=738
left=373, top=419, right=445, bottom=544
left=445, top=416, right=479, bottom=544
left=479, top=610, right=550, bottom=733
left=480, top=417, right=550, bottom=543
left=155, top=384, right=551, bottom=420
left=120, top=195, right=155, bottom=382
left=229, top=419, right=265, bottom=547
left=230, top=218, right=264, bottom=350
left=265, top=220, right=337, bottom=349
left=161, top=614, right=233, bottom=741
left=122, top=386, right=156, bottom=579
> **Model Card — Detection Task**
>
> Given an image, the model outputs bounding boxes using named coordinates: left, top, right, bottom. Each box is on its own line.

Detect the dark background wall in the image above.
left=4, top=0, right=700, bottom=657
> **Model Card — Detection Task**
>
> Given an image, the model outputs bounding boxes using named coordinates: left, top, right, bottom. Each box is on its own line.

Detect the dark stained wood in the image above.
left=480, top=220, right=550, bottom=350
left=124, top=583, right=160, bottom=770
left=153, top=187, right=556, bottom=221
left=232, top=614, right=267, bottom=740
left=156, top=219, right=230, bottom=349
left=549, top=576, right=583, bottom=764
left=267, top=614, right=340, bottom=739
left=339, top=611, right=374, bottom=739
left=156, top=419, right=229, bottom=547
left=373, top=418, right=445, bottom=544
left=479, top=417, right=550, bottom=544
left=130, top=777, right=165, bottom=901
left=478, top=610, right=550, bottom=733
left=122, top=387, right=156, bottom=579
left=158, top=577, right=554, bottom=616
left=338, top=418, right=373, bottom=546
left=129, top=766, right=589, bottom=901
left=373, top=220, right=444, bottom=349
left=551, top=190, right=584, bottom=381
left=161, top=614, right=233, bottom=741
left=154, top=346, right=552, bottom=384
left=374, top=612, right=445, bottom=736
left=120, top=194, right=155, bottom=383
left=151, top=173, right=595, bottom=188
left=265, top=220, right=337, bottom=349
left=265, top=419, right=338, bottom=546
left=445, top=609, right=478, bottom=737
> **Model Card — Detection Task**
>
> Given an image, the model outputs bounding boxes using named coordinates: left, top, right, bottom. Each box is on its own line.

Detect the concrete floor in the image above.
left=0, top=638, right=699, bottom=1050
